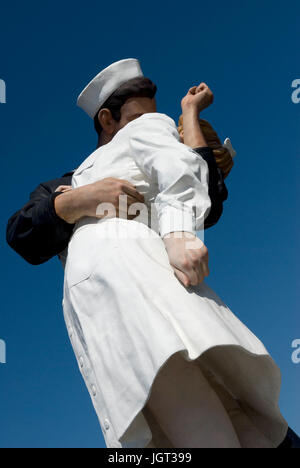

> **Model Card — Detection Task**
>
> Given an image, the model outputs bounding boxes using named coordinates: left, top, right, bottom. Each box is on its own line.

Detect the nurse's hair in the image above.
left=94, top=76, right=157, bottom=136
left=177, top=114, right=234, bottom=179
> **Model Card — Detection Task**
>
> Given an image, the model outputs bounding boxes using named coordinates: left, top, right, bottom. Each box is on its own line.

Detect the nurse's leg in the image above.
left=197, top=367, right=276, bottom=448
left=146, top=351, right=241, bottom=448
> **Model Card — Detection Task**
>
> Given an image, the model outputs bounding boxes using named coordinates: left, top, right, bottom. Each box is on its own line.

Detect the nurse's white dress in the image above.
left=62, top=113, right=288, bottom=448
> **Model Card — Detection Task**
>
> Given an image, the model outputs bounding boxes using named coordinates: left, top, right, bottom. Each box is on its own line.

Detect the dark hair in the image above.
left=94, top=76, right=157, bottom=135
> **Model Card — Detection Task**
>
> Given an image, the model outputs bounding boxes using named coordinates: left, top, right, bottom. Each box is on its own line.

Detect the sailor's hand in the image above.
left=54, top=177, right=144, bottom=224
left=181, top=83, right=214, bottom=114
left=163, top=232, right=210, bottom=287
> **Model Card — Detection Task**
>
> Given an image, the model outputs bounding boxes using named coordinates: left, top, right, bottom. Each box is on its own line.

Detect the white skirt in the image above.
left=62, top=218, right=288, bottom=448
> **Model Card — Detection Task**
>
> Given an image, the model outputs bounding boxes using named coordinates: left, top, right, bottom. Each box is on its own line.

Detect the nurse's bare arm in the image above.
left=180, top=82, right=214, bottom=148
left=6, top=176, right=144, bottom=265
left=163, top=83, right=213, bottom=287
left=54, top=178, right=144, bottom=224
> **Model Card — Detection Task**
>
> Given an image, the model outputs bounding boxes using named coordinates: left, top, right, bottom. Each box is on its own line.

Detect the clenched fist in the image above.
left=163, top=232, right=210, bottom=287
left=181, top=83, right=214, bottom=114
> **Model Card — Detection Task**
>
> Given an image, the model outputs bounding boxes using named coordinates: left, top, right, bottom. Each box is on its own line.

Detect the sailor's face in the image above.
left=116, top=97, right=157, bottom=130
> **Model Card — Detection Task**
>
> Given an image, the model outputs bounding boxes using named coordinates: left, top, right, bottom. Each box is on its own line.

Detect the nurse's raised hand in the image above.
left=163, top=232, right=210, bottom=287
left=181, top=82, right=214, bottom=114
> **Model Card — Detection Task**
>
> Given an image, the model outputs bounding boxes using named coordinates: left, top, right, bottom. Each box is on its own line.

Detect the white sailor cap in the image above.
left=77, top=58, right=144, bottom=119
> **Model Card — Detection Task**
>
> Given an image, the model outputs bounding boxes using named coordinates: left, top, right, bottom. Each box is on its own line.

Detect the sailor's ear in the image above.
left=98, top=108, right=116, bottom=134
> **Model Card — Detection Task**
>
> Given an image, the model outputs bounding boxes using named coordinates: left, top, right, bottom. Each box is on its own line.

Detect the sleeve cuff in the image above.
left=158, top=205, right=197, bottom=238
left=49, top=191, right=75, bottom=227
left=49, top=191, right=67, bottom=223
left=32, top=191, right=75, bottom=229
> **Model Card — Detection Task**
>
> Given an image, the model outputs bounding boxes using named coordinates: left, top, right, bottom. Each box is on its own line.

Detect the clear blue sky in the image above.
left=0, top=0, right=299, bottom=448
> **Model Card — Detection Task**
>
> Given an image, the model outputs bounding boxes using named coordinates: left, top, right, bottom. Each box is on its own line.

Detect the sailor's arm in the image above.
left=129, top=113, right=211, bottom=286
left=129, top=113, right=211, bottom=236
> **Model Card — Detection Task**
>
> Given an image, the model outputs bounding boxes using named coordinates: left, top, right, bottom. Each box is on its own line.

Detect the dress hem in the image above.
left=118, top=343, right=288, bottom=449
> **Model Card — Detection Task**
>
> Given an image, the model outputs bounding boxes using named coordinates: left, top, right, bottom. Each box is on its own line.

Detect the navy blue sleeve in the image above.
left=6, top=175, right=75, bottom=265
left=193, top=147, right=228, bottom=229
